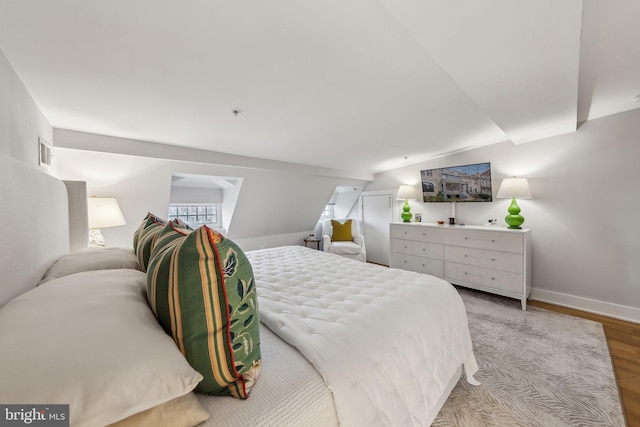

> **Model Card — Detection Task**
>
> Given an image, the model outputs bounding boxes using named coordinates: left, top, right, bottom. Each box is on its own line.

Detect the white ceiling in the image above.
left=0, top=1, right=638, bottom=175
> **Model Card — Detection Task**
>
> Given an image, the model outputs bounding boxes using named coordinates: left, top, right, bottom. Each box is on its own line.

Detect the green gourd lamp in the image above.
left=397, top=185, right=417, bottom=223
left=496, top=177, right=532, bottom=229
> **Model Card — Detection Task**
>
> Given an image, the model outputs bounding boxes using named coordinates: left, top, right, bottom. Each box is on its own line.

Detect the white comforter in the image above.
left=247, top=246, right=478, bottom=427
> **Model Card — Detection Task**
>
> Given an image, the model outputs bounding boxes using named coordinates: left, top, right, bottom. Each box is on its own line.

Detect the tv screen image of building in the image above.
left=420, top=162, right=492, bottom=202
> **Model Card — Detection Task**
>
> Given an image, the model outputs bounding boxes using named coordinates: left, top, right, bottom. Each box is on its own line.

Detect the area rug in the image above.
left=432, top=288, right=625, bottom=427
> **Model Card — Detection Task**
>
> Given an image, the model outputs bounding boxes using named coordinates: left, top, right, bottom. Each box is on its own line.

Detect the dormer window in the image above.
left=168, top=203, right=221, bottom=228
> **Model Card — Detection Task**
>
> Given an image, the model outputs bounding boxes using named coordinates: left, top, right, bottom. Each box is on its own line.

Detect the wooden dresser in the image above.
left=390, top=223, right=531, bottom=310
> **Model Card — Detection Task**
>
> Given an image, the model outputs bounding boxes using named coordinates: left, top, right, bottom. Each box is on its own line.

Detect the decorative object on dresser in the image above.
left=88, top=196, right=126, bottom=247
left=389, top=223, right=531, bottom=310
left=496, top=177, right=532, bottom=229
left=396, top=184, right=417, bottom=222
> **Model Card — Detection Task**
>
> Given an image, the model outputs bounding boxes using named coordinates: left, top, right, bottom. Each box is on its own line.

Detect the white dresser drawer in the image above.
left=444, top=262, right=523, bottom=294
left=444, top=245, right=522, bottom=274
left=390, top=224, right=444, bottom=244
left=445, top=229, right=523, bottom=253
left=390, top=239, right=443, bottom=260
left=388, top=223, right=530, bottom=310
left=390, top=253, right=443, bottom=277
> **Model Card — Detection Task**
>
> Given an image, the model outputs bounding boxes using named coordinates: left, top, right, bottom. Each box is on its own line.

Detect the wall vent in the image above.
left=38, top=137, right=52, bottom=168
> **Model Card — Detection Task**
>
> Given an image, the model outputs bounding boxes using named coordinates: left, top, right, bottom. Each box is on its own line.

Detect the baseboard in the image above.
left=530, top=288, right=640, bottom=324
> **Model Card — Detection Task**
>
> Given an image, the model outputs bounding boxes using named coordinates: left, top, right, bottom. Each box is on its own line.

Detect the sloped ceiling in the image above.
left=0, top=1, right=638, bottom=176
left=171, top=173, right=237, bottom=189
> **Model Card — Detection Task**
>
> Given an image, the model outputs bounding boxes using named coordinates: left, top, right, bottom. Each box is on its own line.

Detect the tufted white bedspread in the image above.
left=247, top=246, right=478, bottom=427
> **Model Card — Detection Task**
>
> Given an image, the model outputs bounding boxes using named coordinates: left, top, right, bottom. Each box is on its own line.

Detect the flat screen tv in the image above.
left=420, top=162, right=492, bottom=202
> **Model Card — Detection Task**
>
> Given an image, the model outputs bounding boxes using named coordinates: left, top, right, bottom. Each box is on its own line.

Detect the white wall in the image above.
left=169, top=186, right=223, bottom=204
left=367, top=108, right=640, bottom=322
left=55, top=144, right=369, bottom=250
left=0, top=48, right=52, bottom=167
left=221, top=181, right=242, bottom=233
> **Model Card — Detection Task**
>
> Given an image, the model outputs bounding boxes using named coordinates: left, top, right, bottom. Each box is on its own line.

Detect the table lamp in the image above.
left=397, top=185, right=417, bottom=223
left=88, top=197, right=126, bottom=247
left=496, top=177, right=531, bottom=229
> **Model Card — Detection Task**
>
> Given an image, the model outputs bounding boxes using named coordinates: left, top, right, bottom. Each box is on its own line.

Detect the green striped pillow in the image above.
left=154, top=220, right=191, bottom=255
left=147, top=226, right=261, bottom=399
left=172, top=218, right=193, bottom=230
left=133, top=213, right=166, bottom=251
left=135, top=222, right=164, bottom=273
left=147, top=221, right=191, bottom=320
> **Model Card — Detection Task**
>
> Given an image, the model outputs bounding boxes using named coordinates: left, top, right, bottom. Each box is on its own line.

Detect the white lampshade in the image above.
left=88, top=197, right=126, bottom=229
left=496, top=178, right=532, bottom=199
left=397, top=185, right=417, bottom=200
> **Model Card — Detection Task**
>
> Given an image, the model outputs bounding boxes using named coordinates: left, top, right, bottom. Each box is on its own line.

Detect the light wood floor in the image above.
left=529, top=300, right=640, bottom=427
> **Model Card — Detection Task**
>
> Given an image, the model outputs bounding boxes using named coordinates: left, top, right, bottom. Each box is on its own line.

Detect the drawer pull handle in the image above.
left=464, top=254, right=468, bottom=257
left=422, top=248, right=425, bottom=251
left=404, top=260, right=407, bottom=263
left=464, top=237, right=468, bottom=240
left=464, top=272, right=468, bottom=275
left=491, top=258, right=495, bottom=261
left=491, top=277, right=496, bottom=280
left=404, top=245, right=407, bottom=249
left=492, top=239, right=496, bottom=242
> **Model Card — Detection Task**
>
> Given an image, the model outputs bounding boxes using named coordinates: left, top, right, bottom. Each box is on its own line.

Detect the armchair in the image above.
left=322, top=218, right=366, bottom=262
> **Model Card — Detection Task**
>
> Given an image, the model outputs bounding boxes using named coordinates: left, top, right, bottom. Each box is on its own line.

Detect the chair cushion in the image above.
left=328, top=241, right=363, bottom=255
left=331, top=219, right=353, bottom=241
left=147, top=225, right=261, bottom=399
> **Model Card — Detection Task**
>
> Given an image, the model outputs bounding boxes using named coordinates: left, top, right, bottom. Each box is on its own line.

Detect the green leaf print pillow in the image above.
left=147, top=225, right=261, bottom=399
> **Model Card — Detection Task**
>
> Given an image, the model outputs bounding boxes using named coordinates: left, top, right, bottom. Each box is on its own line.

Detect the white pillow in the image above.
left=0, top=269, right=204, bottom=427
left=39, top=247, right=141, bottom=284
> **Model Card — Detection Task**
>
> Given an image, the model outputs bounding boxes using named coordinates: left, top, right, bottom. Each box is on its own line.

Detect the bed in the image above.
left=0, top=152, right=478, bottom=426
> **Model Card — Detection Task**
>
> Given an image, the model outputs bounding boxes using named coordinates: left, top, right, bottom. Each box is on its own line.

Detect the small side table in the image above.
left=303, top=237, right=321, bottom=250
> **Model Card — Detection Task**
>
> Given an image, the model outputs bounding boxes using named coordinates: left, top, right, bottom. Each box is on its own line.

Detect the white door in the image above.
left=362, top=193, right=394, bottom=265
